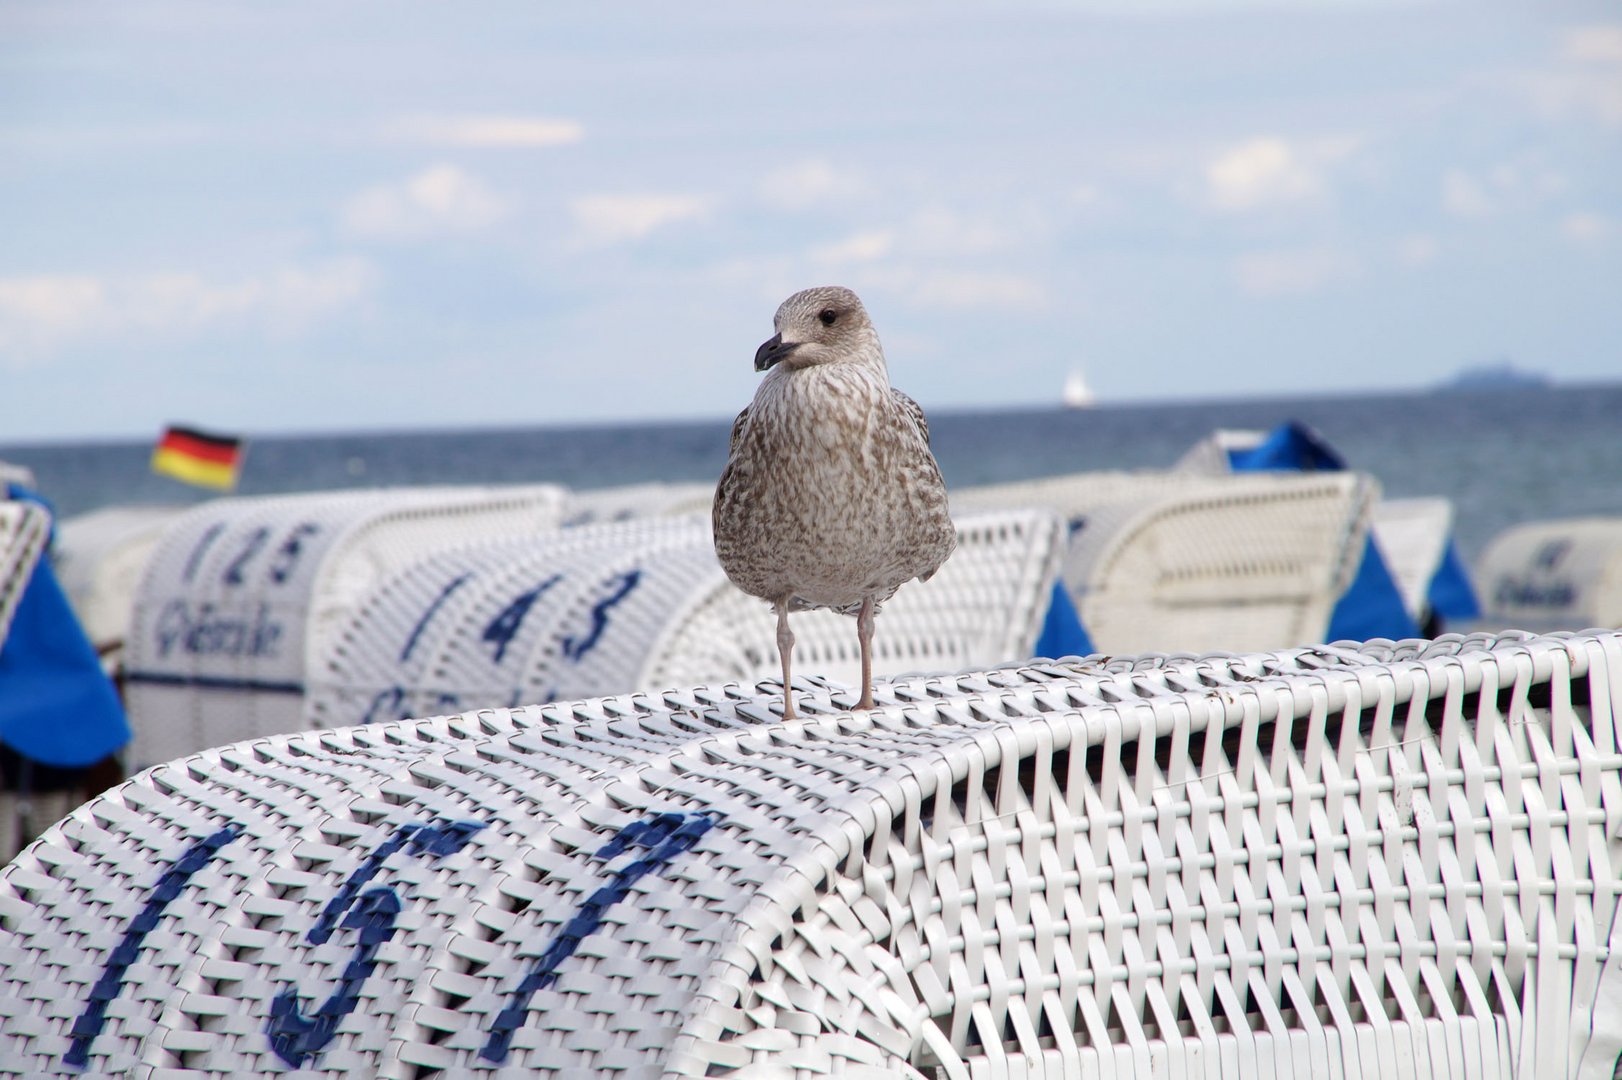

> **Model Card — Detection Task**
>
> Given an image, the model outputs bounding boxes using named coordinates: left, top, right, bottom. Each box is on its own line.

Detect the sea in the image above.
left=4, top=382, right=1621, bottom=569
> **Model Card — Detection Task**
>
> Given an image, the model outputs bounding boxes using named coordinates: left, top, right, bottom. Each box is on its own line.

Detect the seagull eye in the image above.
left=818, top=308, right=838, bottom=326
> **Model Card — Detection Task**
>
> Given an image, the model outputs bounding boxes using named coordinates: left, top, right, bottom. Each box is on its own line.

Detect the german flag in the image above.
left=151, top=425, right=244, bottom=491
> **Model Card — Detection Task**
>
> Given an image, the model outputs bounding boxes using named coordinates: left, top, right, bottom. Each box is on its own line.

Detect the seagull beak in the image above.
left=754, top=333, right=800, bottom=372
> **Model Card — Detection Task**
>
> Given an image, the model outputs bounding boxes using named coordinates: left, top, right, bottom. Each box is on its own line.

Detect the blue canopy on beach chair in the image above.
left=1032, top=579, right=1095, bottom=659
left=1226, top=422, right=1479, bottom=637
left=1, top=486, right=130, bottom=768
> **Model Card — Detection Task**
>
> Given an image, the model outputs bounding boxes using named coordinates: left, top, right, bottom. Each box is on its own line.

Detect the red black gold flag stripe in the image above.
left=151, top=425, right=245, bottom=491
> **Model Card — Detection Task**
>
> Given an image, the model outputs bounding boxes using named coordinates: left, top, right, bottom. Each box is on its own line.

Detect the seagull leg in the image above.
left=774, top=599, right=797, bottom=720
left=855, top=597, right=875, bottom=711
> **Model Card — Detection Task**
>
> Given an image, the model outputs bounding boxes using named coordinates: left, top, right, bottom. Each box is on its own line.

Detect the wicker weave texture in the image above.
left=0, top=501, right=49, bottom=648
left=957, top=471, right=1376, bottom=654
left=121, top=486, right=565, bottom=770
left=643, top=508, right=1065, bottom=694
left=305, top=515, right=717, bottom=728
left=307, top=509, right=1064, bottom=730
left=559, top=482, right=717, bottom=526
left=2, top=630, right=1618, bottom=1077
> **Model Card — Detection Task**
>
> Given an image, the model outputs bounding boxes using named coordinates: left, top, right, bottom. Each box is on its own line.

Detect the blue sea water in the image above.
left=4, top=383, right=1621, bottom=567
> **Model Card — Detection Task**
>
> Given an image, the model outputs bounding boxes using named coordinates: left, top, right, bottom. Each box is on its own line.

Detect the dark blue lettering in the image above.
left=266, top=522, right=321, bottom=585
left=483, top=575, right=562, bottom=664
left=266, top=818, right=485, bottom=1067
left=152, top=601, right=283, bottom=661
left=222, top=527, right=270, bottom=586
left=65, top=826, right=240, bottom=1069
left=400, top=572, right=473, bottom=662
left=180, top=522, right=226, bottom=584
left=481, top=811, right=716, bottom=1063
left=361, top=686, right=406, bottom=724
left=267, top=889, right=400, bottom=1066
left=560, top=570, right=641, bottom=662
left=1494, top=577, right=1577, bottom=609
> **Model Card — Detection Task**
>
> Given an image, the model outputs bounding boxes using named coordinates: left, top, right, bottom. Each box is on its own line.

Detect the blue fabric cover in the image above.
left=1426, top=539, right=1482, bottom=621
left=1033, top=579, right=1095, bottom=659
left=0, top=500, right=131, bottom=766
left=1325, top=536, right=1420, bottom=643
left=1225, top=421, right=1347, bottom=472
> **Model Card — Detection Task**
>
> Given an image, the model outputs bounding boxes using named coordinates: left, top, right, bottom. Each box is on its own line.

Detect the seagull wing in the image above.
left=726, top=406, right=750, bottom=458
left=892, top=389, right=932, bottom=447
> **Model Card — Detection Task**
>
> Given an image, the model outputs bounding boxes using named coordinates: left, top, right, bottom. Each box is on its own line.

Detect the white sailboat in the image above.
left=1062, top=369, right=1096, bottom=409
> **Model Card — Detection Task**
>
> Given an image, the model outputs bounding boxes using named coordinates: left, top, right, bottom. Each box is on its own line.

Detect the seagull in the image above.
left=713, top=285, right=956, bottom=719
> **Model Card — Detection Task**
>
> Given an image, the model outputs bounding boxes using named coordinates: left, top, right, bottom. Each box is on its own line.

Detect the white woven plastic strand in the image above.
left=0, top=630, right=1617, bottom=1077
left=0, top=501, right=49, bottom=648
left=122, top=485, right=566, bottom=769
left=957, top=470, right=1377, bottom=653
left=308, top=509, right=1065, bottom=730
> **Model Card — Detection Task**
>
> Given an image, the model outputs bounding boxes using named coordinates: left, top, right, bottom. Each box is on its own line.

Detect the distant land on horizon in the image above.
left=1437, top=361, right=1555, bottom=393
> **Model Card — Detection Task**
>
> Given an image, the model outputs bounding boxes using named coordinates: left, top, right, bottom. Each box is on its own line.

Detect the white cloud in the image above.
left=903, top=205, right=1026, bottom=256
left=758, top=159, right=866, bottom=210
left=810, top=230, right=895, bottom=264
left=0, top=276, right=106, bottom=359
left=1070, top=184, right=1104, bottom=208
left=848, top=266, right=1050, bottom=313
left=387, top=114, right=585, bottom=149
left=0, top=259, right=376, bottom=364
left=905, top=270, right=1049, bottom=312
left=1525, top=24, right=1622, bottom=128
left=1441, top=169, right=1496, bottom=218
left=342, top=163, right=509, bottom=240
left=1233, top=247, right=1356, bottom=296
left=1397, top=233, right=1439, bottom=266
left=810, top=205, right=1032, bottom=266
left=1560, top=211, right=1616, bottom=247
left=1441, top=161, right=1568, bottom=218
left=568, top=193, right=714, bottom=246
left=1566, top=25, right=1622, bottom=64
left=1205, top=136, right=1336, bottom=212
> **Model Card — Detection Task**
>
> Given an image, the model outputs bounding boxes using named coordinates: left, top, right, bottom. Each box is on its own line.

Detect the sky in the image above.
left=2, top=0, right=1619, bottom=442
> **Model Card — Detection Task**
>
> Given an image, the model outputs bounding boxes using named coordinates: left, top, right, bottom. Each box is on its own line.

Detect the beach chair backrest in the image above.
left=1477, top=516, right=1622, bottom=633
left=643, top=507, right=1066, bottom=692
left=307, top=508, right=1066, bottom=727
left=304, top=515, right=716, bottom=728
left=959, top=470, right=1375, bottom=653
left=0, top=500, right=49, bottom=648
left=121, top=485, right=564, bottom=769
left=4, top=630, right=1618, bottom=1077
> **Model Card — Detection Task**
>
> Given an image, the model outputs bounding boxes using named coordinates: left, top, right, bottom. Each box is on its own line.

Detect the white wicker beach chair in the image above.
left=1176, top=424, right=1483, bottom=633
left=0, top=502, right=49, bottom=649
left=304, top=515, right=717, bottom=728
left=957, top=470, right=1376, bottom=654
left=52, top=505, right=186, bottom=661
left=1, top=629, right=1617, bottom=1077
left=121, top=485, right=566, bottom=770
left=558, top=482, right=717, bottom=526
left=643, top=508, right=1066, bottom=693
left=306, top=508, right=1066, bottom=729
left=1477, top=517, right=1622, bottom=634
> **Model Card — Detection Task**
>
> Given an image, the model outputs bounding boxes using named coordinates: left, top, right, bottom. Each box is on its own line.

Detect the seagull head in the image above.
left=754, top=285, right=883, bottom=373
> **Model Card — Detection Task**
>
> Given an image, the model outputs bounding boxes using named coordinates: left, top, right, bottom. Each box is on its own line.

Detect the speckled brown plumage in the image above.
left=713, top=285, right=956, bottom=717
